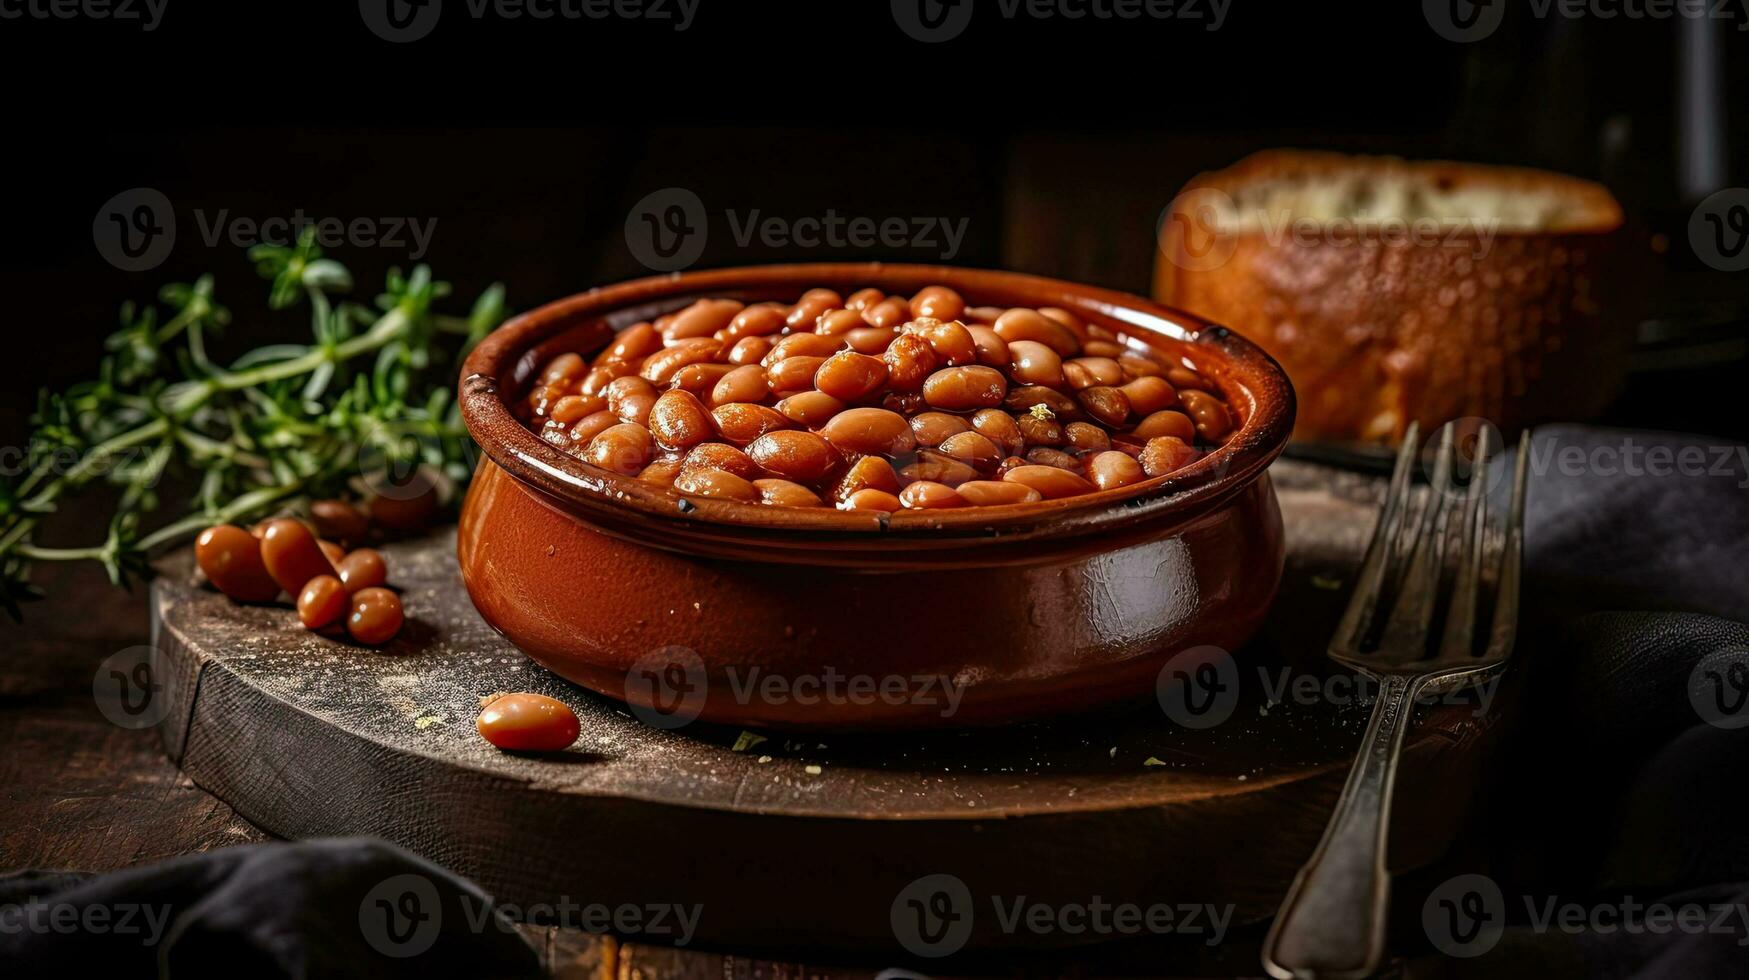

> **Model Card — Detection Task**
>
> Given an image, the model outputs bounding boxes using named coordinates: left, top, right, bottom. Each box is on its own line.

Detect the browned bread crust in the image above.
left=1154, top=151, right=1627, bottom=442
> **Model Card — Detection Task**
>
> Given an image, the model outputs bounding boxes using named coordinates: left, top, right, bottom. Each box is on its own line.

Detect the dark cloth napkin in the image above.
left=0, top=838, right=541, bottom=978
left=1417, top=426, right=1749, bottom=978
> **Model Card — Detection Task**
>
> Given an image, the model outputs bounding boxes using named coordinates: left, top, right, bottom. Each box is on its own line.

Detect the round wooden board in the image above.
left=148, top=459, right=1510, bottom=955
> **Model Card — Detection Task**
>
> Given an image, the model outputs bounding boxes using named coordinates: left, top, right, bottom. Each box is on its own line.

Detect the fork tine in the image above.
left=1330, top=421, right=1420, bottom=656
left=1435, top=427, right=1490, bottom=662
left=1377, top=423, right=1457, bottom=654
left=1481, top=433, right=1531, bottom=662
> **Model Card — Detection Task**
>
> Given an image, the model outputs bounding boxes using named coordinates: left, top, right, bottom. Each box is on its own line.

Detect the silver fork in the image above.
left=1261, top=422, right=1530, bottom=979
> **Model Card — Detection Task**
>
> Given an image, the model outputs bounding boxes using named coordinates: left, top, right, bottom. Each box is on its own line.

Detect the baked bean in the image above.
left=640, top=338, right=722, bottom=384
left=477, top=693, right=580, bottom=752
left=337, top=548, right=388, bottom=593
left=297, top=575, right=349, bottom=629
left=845, top=287, right=885, bottom=312
left=1178, top=389, right=1233, bottom=441
left=1004, top=385, right=1078, bottom=417
left=1140, top=436, right=1199, bottom=477
left=1064, top=421, right=1110, bottom=454
left=1016, top=413, right=1066, bottom=447
left=540, top=352, right=586, bottom=385
left=766, top=355, right=828, bottom=395
left=347, top=587, right=403, bottom=645
left=195, top=525, right=281, bottom=602
left=722, top=303, right=788, bottom=341
left=1077, top=386, right=1132, bottom=428
left=711, top=403, right=792, bottom=444
left=970, top=409, right=1025, bottom=456
left=1167, top=365, right=1210, bottom=390
left=1087, top=450, right=1146, bottom=490
left=585, top=423, right=654, bottom=475
left=922, top=366, right=1007, bottom=411
left=310, top=499, right=370, bottom=545
left=648, top=390, right=714, bottom=450
left=568, top=410, right=620, bottom=446
left=319, top=540, right=347, bottom=565
left=1007, top=340, right=1065, bottom=387
left=833, top=455, right=902, bottom=500
left=899, top=480, right=968, bottom=509
left=1063, top=357, right=1124, bottom=390
left=841, top=488, right=902, bottom=512
left=764, top=332, right=842, bottom=364
left=1121, top=376, right=1178, bottom=414
left=525, top=284, right=1237, bottom=510
left=258, top=518, right=339, bottom=596
left=600, top=322, right=663, bottom=364
left=862, top=297, right=911, bottom=329
left=754, top=479, right=825, bottom=507
left=1002, top=464, right=1095, bottom=499
left=937, top=431, right=1003, bottom=470
left=1025, top=447, right=1082, bottom=471
left=820, top=408, right=916, bottom=457
left=727, top=335, right=774, bottom=365
left=1132, top=410, right=1196, bottom=441
left=638, top=457, right=684, bottom=487
left=882, top=333, right=937, bottom=391
left=909, top=411, right=971, bottom=447
left=747, top=430, right=840, bottom=483
left=774, top=390, right=846, bottom=427
left=1119, top=353, right=1166, bottom=379
left=993, top=308, right=1079, bottom=356
left=967, top=325, right=1011, bottom=368
left=663, top=298, right=743, bottom=342
left=368, top=474, right=440, bottom=531
left=816, top=308, right=866, bottom=337
left=898, top=450, right=979, bottom=487
left=549, top=394, right=606, bottom=425
left=786, top=289, right=841, bottom=331
left=814, top=351, right=889, bottom=402
left=843, top=326, right=898, bottom=355
left=580, top=362, right=633, bottom=397
left=906, top=318, right=978, bottom=366
left=684, top=442, right=762, bottom=480
left=711, top=364, right=771, bottom=407
left=674, top=467, right=760, bottom=502
left=955, top=480, right=1043, bottom=506
left=910, top=286, right=966, bottom=322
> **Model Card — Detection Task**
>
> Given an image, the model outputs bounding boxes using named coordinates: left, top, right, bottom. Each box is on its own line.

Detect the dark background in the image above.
left=2, top=1, right=1746, bottom=448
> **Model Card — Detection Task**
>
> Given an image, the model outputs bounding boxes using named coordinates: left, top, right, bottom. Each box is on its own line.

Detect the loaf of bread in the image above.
left=1153, top=151, right=1627, bottom=442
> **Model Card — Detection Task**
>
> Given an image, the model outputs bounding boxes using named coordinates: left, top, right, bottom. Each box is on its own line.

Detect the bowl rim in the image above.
left=458, top=263, right=1295, bottom=549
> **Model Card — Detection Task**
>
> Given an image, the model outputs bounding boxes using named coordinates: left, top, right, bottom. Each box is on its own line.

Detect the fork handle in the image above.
left=1262, top=672, right=1422, bottom=979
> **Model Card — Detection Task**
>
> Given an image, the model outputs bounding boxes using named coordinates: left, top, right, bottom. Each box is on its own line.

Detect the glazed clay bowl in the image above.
left=457, top=264, right=1295, bottom=730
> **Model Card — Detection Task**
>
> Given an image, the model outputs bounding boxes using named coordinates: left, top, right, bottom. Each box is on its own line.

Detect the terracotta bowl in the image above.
left=456, top=264, right=1295, bottom=730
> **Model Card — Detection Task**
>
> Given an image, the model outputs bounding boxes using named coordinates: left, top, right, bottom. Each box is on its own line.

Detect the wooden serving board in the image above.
left=147, top=459, right=1512, bottom=956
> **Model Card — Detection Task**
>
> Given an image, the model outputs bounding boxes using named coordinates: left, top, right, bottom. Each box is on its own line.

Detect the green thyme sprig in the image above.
left=0, top=229, right=508, bottom=619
